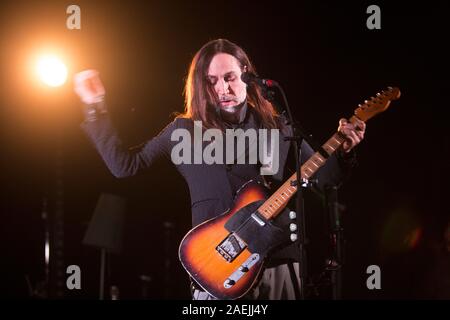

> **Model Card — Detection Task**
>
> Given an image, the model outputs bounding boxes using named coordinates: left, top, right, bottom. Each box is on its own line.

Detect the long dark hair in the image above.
left=179, top=39, right=280, bottom=130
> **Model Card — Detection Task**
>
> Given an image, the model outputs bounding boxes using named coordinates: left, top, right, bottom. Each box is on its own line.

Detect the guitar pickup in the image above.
left=216, top=233, right=247, bottom=262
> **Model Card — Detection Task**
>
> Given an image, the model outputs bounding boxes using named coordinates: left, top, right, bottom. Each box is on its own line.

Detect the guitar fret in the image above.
left=329, top=143, right=339, bottom=150
left=331, top=136, right=341, bottom=145
left=329, top=142, right=338, bottom=149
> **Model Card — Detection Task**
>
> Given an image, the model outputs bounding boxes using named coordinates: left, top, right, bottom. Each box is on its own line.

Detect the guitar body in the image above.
left=178, top=180, right=271, bottom=300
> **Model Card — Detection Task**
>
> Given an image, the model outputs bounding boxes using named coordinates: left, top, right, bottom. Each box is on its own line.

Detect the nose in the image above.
left=216, top=78, right=229, bottom=96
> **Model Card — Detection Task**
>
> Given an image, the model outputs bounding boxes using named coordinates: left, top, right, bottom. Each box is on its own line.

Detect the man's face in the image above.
left=207, top=53, right=247, bottom=112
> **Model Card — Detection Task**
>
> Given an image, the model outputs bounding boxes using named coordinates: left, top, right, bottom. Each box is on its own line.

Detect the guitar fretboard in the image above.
left=256, top=126, right=351, bottom=220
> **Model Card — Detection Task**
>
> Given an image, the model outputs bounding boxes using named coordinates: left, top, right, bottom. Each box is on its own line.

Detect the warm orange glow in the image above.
left=36, top=54, right=68, bottom=87
left=405, top=227, right=422, bottom=249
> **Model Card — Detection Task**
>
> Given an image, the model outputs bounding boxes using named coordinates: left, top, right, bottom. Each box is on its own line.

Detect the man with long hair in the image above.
left=74, top=39, right=365, bottom=299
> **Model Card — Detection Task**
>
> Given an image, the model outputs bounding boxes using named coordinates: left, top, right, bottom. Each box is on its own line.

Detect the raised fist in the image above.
left=73, top=69, right=106, bottom=105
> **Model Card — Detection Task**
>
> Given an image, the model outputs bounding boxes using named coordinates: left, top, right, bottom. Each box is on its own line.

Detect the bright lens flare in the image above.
left=36, top=55, right=68, bottom=87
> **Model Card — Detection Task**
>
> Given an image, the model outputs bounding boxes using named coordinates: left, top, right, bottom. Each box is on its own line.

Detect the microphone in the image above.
left=241, top=72, right=278, bottom=88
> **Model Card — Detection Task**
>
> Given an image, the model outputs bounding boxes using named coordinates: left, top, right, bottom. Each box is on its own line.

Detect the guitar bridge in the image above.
left=216, top=233, right=247, bottom=262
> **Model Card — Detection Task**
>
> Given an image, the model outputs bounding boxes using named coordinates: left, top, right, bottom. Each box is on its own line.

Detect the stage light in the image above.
left=45, top=241, right=50, bottom=265
left=36, top=55, right=68, bottom=87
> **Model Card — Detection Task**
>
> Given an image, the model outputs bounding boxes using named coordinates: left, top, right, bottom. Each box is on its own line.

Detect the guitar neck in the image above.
left=257, top=116, right=360, bottom=220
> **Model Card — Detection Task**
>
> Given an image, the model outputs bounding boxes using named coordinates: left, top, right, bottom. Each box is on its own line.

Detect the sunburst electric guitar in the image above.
left=179, top=87, right=401, bottom=299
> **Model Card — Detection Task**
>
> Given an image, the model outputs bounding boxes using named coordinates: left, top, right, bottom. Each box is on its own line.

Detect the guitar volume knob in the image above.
left=239, top=266, right=249, bottom=273
left=224, top=279, right=236, bottom=288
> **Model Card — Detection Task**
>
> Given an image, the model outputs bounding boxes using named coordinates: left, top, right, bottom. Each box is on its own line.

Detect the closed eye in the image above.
left=225, top=75, right=236, bottom=82
left=206, top=76, right=217, bottom=85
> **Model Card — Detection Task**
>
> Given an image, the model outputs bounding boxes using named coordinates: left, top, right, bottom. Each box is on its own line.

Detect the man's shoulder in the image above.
left=174, top=116, right=193, bottom=125
left=159, top=117, right=193, bottom=132
left=172, top=117, right=195, bottom=131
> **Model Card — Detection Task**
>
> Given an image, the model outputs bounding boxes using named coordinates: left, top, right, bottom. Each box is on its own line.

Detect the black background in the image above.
left=0, top=0, right=448, bottom=299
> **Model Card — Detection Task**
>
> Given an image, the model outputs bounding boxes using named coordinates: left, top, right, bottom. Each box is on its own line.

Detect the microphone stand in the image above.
left=324, top=185, right=344, bottom=300
left=263, top=83, right=322, bottom=300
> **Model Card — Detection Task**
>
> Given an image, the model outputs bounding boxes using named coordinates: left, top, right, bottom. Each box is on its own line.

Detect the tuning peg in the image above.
left=290, top=223, right=297, bottom=232
left=290, top=233, right=298, bottom=242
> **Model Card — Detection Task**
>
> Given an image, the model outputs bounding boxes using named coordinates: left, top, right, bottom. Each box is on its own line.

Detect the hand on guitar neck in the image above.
left=338, top=117, right=366, bottom=153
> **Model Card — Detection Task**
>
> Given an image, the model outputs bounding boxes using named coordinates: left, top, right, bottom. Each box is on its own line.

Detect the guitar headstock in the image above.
left=354, top=87, right=400, bottom=122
